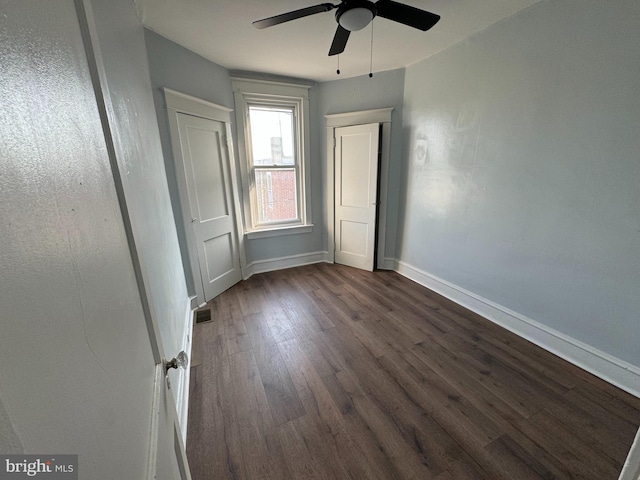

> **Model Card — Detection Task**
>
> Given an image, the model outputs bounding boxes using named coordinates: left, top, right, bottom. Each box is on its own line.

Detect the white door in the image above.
left=0, top=1, right=190, bottom=477
left=177, top=113, right=242, bottom=302
left=334, top=123, right=380, bottom=271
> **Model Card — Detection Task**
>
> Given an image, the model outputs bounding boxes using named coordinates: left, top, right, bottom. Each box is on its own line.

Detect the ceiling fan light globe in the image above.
left=338, top=7, right=374, bottom=31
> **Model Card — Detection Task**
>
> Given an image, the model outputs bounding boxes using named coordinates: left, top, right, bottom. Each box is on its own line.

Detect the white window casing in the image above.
left=232, top=78, right=313, bottom=239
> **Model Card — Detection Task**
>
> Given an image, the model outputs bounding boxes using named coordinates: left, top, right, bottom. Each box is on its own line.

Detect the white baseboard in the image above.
left=386, top=258, right=640, bottom=398
left=175, top=298, right=194, bottom=443
left=244, top=251, right=330, bottom=278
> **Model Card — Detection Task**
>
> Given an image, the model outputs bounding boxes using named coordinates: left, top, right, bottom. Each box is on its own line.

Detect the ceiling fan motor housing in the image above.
left=336, top=0, right=377, bottom=31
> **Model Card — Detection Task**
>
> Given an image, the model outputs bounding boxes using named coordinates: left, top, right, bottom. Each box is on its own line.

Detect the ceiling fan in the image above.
left=253, top=0, right=440, bottom=56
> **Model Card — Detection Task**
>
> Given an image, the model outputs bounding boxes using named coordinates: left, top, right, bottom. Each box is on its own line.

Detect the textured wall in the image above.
left=399, top=0, right=640, bottom=365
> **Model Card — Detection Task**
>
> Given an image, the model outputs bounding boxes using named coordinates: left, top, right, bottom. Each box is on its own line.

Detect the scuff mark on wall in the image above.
left=407, top=100, right=483, bottom=220
left=66, top=232, right=112, bottom=379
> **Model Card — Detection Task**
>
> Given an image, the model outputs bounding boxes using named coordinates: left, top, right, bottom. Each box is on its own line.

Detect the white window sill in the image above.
left=245, top=224, right=313, bottom=240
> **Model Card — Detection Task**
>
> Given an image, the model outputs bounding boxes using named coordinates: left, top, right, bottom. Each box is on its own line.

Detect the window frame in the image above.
left=232, top=78, right=313, bottom=238
left=247, top=101, right=300, bottom=227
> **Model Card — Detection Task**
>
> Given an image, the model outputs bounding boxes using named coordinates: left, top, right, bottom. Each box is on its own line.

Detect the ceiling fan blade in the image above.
left=375, top=0, right=440, bottom=31
left=253, top=3, right=336, bottom=29
left=328, top=25, right=350, bottom=56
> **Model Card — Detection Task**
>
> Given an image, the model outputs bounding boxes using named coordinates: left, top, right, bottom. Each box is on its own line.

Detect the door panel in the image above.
left=335, top=123, right=380, bottom=271
left=203, top=233, right=235, bottom=281
left=340, top=133, right=375, bottom=208
left=177, top=113, right=242, bottom=301
left=0, top=1, right=190, bottom=478
left=340, top=220, right=370, bottom=257
left=187, top=126, right=229, bottom=221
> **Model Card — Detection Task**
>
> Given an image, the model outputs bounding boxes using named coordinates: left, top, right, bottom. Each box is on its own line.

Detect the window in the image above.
left=232, top=79, right=312, bottom=238
left=248, top=105, right=298, bottom=224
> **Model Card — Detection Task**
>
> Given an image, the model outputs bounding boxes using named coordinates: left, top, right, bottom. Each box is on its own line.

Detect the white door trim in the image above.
left=164, top=89, right=247, bottom=304
left=325, top=107, right=393, bottom=268
left=619, top=427, right=640, bottom=480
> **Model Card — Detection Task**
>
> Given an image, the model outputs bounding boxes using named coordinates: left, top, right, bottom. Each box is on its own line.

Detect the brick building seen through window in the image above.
left=255, top=169, right=297, bottom=223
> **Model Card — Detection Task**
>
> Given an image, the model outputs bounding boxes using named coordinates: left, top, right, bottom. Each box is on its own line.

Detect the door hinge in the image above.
left=333, top=137, right=336, bottom=149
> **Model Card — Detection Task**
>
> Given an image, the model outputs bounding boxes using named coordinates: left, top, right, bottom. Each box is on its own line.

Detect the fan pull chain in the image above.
left=337, top=55, right=341, bottom=75
left=369, top=20, right=374, bottom=78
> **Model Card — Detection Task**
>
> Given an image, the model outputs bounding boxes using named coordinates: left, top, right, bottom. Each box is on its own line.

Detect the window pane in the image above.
left=248, top=106, right=295, bottom=166
left=254, top=168, right=298, bottom=223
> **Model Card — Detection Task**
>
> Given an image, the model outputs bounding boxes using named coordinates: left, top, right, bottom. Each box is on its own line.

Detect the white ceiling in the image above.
left=135, top=0, right=543, bottom=83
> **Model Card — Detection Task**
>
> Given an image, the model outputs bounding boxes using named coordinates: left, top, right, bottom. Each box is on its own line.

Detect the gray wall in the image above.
left=145, top=29, right=234, bottom=294
left=399, top=0, right=640, bottom=365
left=317, top=69, right=405, bottom=258
left=144, top=30, right=324, bottom=287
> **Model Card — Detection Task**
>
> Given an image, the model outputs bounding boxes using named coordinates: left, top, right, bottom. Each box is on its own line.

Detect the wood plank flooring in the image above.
left=186, top=263, right=640, bottom=480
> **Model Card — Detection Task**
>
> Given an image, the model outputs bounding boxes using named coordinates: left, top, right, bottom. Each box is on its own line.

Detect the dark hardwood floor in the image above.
left=186, top=263, right=640, bottom=480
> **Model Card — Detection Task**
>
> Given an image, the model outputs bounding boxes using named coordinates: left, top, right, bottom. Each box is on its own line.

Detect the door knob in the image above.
left=191, top=217, right=197, bottom=222
left=163, top=351, right=188, bottom=389
left=164, top=351, right=188, bottom=374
